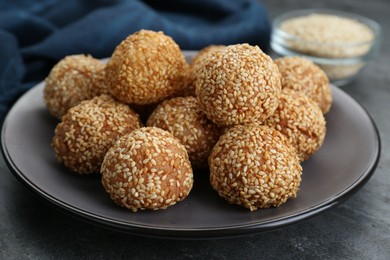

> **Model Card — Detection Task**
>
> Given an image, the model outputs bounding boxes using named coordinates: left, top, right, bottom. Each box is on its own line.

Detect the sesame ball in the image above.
left=274, top=56, right=332, bottom=114
left=209, top=123, right=302, bottom=211
left=44, top=54, right=107, bottom=119
left=195, top=44, right=281, bottom=127
left=101, top=127, right=194, bottom=212
left=147, top=96, right=220, bottom=168
left=264, top=89, right=326, bottom=161
left=177, top=45, right=226, bottom=97
left=105, top=30, right=188, bottom=105
left=52, top=95, right=142, bottom=174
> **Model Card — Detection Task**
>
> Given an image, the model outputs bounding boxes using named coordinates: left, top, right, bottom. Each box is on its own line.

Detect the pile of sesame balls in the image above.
left=44, top=30, right=332, bottom=212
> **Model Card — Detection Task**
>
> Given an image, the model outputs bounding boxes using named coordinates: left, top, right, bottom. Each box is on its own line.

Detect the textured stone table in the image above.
left=1, top=0, right=389, bottom=259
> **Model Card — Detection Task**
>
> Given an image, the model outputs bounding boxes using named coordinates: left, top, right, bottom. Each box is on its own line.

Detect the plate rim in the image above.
left=1, top=81, right=381, bottom=239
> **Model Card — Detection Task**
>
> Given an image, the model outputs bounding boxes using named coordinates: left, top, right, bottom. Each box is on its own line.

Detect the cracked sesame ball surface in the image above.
left=44, top=54, right=107, bottom=119
left=101, top=127, right=194, bottom=212
left=209, top=123, right=302, bottom=211
left=51, top=95, right=142, bottom=174
left=105, top=30, right=188, bottom=105
left=195, top=43, right=282, bottom=127
left=147, top=96, right=221, bottom=168
left=274, top=56, right=332, bottom=114
left=264, top=89, right=326, bottom=161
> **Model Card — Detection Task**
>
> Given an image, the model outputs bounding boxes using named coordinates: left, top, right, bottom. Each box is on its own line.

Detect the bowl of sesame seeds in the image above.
left=271, top=9, right=382, bottom=86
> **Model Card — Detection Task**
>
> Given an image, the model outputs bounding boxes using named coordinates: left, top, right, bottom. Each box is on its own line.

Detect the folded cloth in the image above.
left=0, top=0, right=271, bottom=121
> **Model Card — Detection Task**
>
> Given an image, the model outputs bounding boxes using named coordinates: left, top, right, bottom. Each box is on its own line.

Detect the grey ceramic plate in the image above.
left=1, top=59, right=380, bottom=239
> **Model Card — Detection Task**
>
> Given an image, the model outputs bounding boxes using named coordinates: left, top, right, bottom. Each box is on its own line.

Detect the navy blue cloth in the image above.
left=0, top=0, right=271, bottom=120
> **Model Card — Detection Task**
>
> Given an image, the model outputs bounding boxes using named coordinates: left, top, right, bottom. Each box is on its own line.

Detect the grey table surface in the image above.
left=1, top=0, right=389, bottom=259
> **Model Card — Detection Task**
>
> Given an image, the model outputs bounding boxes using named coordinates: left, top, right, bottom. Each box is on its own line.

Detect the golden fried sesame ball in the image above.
left=147, top=96, right=220, bottom=168
left=274, top=56, right=332, bottom=114
left=101, top=127, right=193, bottom=212
left=52, top=95, right=142, bottom=174
left=209, top=123, right=302, bottom=211
left=105, top=30, right=188, bottom=105
left=196, top=44, right=282, bottom=127
left=44, top=54, right=107, bottom=119
left=264, top=89, right=326, bottom=161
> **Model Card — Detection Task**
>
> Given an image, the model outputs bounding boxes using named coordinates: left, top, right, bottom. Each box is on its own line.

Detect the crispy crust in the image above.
left=209, top=124, right=302, bottom=211
left=101, top=127, right=193, bottom=211
left=195, top=44, right=281, bottom=126
left=105, top=30, right=188, bottom=105
left=44, top=54, right=107, bottom=118
left=51, top=95, right=142, bottom=174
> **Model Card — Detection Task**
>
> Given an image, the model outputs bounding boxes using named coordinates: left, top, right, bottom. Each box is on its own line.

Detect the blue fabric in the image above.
left=0, top=0, right=271, bottom=120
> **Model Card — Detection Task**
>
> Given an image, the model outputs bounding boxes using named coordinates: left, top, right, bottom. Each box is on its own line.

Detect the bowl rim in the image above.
left=272, top=8, right=382, bottom=47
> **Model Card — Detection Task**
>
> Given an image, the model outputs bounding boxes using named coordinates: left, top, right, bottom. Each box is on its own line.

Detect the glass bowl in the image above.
left=270, top=9, right=382, bottom=86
